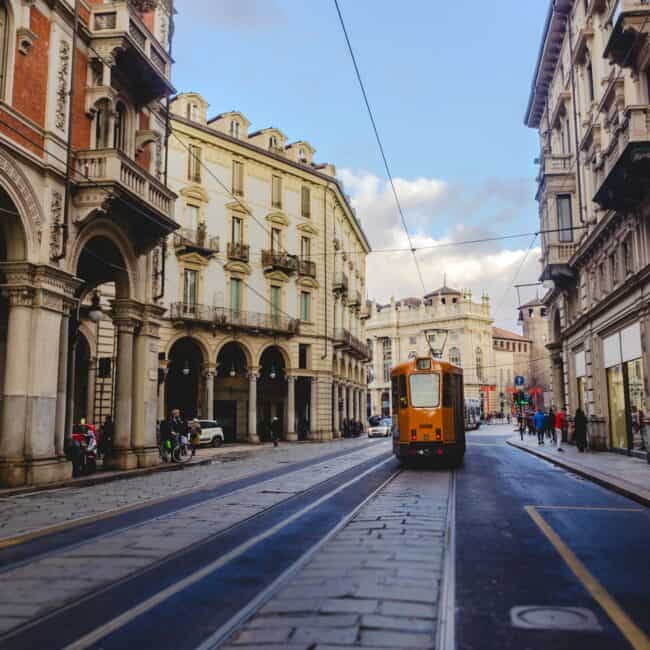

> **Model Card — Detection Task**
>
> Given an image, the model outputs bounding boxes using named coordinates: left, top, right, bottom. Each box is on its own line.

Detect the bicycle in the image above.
left=172, top=435, right=193, bottom=463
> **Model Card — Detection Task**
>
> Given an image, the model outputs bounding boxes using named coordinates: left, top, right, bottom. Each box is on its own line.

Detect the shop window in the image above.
left=188, top=145, right=202, bottom=183
left=299, top=344, right=310, bottom=369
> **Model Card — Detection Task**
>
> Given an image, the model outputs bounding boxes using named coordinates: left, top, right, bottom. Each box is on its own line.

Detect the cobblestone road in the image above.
left=0, top=438, right=376, bottom=541
left=0, top=439, right=390, bottom=635
left=223, top=470, right=450, bottom=650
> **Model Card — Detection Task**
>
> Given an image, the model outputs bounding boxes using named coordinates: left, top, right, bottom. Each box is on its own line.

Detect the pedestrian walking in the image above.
left=546, top=408, right=556, bottom=442
left=518, top=413, right=526, bottom=441
left=270, top=416, right=281, bottom=447
left=343, top=418, right=350, bottom=438
left=534, top=408, right=546, bottom=445
left=639, top=406, right=647, bottom=451
left=98, top=415, right=114, bottom=459
left=574, top=407, right=588, bottom=452
left=189, top=418, right=201, bottom=456
left=554, top=407, right=566, bottom=452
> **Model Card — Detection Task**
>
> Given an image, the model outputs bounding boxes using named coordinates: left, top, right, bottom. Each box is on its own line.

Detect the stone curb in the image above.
left=506, top=439, right=650, bottom=508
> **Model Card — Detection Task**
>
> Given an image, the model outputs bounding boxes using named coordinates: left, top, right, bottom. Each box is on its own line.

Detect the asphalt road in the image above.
left=456, top=427, right=650, bottom=650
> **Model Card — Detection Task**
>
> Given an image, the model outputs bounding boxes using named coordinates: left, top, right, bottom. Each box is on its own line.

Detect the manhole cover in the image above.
left=510, top=606, right=602, bottom=631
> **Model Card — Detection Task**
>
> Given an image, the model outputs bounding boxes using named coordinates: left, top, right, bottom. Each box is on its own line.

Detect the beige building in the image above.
left=526, top=0, right=650, bottom=455
left=365, top=286, right=535, bottom=417
left=155, top=92, right=371, bottom=442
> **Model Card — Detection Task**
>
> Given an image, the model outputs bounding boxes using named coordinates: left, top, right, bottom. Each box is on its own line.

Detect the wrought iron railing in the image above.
left=227, top=242, right=250, bottom=262
left=333, top=272, right=349, bottom=293
left=173, top=228, right=219, bottom=252
left=297, top=258, right=317, bottom=278
left=261, top=250, right=298, bottom=273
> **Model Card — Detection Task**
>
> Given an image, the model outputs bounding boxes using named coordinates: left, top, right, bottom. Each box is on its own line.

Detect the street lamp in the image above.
left=269, top=364, right=277, bottom=380
left=182, top=360, right=190, bottom=376
left=229, top=363, right=236, bottom=378
left=88, top=291, right=103, bottom=323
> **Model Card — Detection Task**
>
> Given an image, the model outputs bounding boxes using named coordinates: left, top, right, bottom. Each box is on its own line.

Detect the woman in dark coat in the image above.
left=574, top=408, right=588, bottom=452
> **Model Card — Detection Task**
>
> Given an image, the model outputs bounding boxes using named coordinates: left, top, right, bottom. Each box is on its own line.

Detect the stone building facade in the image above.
left=365, top=286, right=534, bottom=417
left=157, top=92, right=371, bottom=442
left=526, top=0, right=650, bottom=454
left=0, top=0, right=177, bottom=486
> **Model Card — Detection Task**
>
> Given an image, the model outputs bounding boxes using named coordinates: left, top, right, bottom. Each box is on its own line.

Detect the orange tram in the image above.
left=390, top=357, right=466, bottom=467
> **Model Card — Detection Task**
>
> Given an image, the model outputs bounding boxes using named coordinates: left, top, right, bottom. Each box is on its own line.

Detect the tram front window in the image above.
left=409, top=373, right=440, bottom=408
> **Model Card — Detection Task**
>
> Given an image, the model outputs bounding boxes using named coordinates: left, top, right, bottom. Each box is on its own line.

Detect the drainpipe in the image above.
left=321, top=183, right=329, bottom=360
left=53, top=0, right=79, bottom=263
left=567, top=10, right=586, bottom=225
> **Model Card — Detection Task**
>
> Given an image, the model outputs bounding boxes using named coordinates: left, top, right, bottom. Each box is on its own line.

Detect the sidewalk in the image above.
left=0, top=443, right=267, bottom=499
left=507, top=435, right=650, bottom=507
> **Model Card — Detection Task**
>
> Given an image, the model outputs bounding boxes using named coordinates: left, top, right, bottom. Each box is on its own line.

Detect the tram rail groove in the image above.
left=0, top=439, right=385, bottom=557
left=436, top=469, right=457, bottom=650
left=0, top=455, right=395, bottom=649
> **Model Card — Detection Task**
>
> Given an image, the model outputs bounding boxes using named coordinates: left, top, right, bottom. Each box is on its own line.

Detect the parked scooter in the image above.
left=66, top=424, right=98, bottom=477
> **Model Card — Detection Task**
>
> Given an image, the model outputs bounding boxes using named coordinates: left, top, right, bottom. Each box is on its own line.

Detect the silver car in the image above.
left=368, top=417, right=393, bottom=438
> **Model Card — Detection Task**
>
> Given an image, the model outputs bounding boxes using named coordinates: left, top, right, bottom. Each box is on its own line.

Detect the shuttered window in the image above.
left=188, top=145, right=201, bottom=182
left=232, top=160, right=244, bottom=195
left=301, top=186, right=311, bottom=218
left=271, top=175, right=282, bottom=208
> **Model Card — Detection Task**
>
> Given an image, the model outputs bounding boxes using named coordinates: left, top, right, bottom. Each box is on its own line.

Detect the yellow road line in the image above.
left=534, top=506, right=644, bottom=512
left=526, top=505, right=650, bottom=650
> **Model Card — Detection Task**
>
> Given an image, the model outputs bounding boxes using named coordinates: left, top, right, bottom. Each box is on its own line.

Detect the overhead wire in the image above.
left=332, top=0, right=428, bottom=296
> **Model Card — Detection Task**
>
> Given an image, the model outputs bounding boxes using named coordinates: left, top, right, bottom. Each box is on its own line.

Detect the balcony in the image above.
left=348, top=290, right=362, bottom=308
left=74, top=148, right=177, bottom=252
left=89, top=1, right=175, bottom=104
left=227, top=242, right=250, bottom=263
left=173, top=227, right=219, bottom=256
left=261, top=250, right=298, bottom=275
left=594, top=106, right=650, bottom=209
left=169, top=303, right=299, bottom=337
left=604, top=1, right=650, bottom=68
left=297, top=258, right=317, bottom=278
left=333, top=272, right=349, bottom=294
left=332, top=328, right=371, bottom=360
left=537, top=154, right=574, bottom=182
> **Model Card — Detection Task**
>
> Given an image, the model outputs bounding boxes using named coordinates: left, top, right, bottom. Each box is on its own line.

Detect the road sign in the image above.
left=515, top=375, right=525, bottom=387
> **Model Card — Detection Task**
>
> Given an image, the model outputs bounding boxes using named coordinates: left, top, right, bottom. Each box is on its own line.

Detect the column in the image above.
left=342, top=383, right=348, bottom=429
left=157, top=366, right=167, bottom=422
left=0, top=290, right=33, bottom=487
left=309, top=376, right=319, bottom=440
left=333, top=382, right=340, bottom=438
left=54, top=310, right=70, bottom=457
left=286, top=375, right=297, bottom=441
left=86, top=357, right=96, bottom=426
left=204, top=368, right=215, bottom=420
left=109, top=318, right=137, bottom=469
left=248, top=370, right=260, bottom=444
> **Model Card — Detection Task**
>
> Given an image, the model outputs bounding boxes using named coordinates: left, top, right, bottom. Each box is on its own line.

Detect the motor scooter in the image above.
left=67, top=424, right=98, bottom=476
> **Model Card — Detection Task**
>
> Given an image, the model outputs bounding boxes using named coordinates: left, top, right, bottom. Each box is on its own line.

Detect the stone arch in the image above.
left=256, top=343, right=290, bottom=368
left=68, top=219, right=139, bottom=299
left=165, top=331, right=211, bottom=366
left=215, top=338, right=253, bottom=369
left=550, top=305, right=562, bottom=344
left=0, top=149, right=44, bottom=261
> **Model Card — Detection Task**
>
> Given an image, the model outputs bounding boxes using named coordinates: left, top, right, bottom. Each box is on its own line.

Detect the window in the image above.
left=299, top=344, right=309, bottom=369
left=186, top=204, right=200, bottom=231
left=269, top=135, right=278, bottom=149
left=188, top=145, right=202, bottom=182
left=586, top=57, right=595, bottom=103
left=301, top=186, right=311, bottom=218
left=271, top=227, right=281, bottom=252
left=94, top=100, right=110, bottom=149
left=299, top=147, right=306, bottom=162
left=114, top=102, right=127, bottom=151
left=475, top=347, right=483, bottom=382
left=599, top=262, right=607, bottom=295
left=382, top=338, right=392, bottom=383
left=409, top=336, right=417, bottom=345
left=230, top=120, right=240, bottom=138
left=399, top=374, right=408, bottom=410
left=300, top=291, right=310, bottom=321
left=450, top=347, right=461, bottom=366
left=231, top=216, right=243, bottom=245
left=232, top=160, right=244, bottom=195
left=183, top=269, right=198, bottom=307
left=0, top=1, right=7, bottom=97
left=623, top=238, right=634, bottom=275
left=610, top=253, right=618, bottom=286
left=409, top=373, right=441, bottom=408
left=301, top=236, right=311, bottom=260
left=187, top=103, right=198, bottom=121
left=270, top=285, right=281, bottom=316
left=230, top=277, right=242, bottom=313
left=557, top=195, right=573, bottom=242
left=271, top=175, right=282, bottom=208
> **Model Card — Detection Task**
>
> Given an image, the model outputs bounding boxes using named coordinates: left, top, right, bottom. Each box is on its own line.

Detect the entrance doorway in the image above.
left=166, top=337, right=204, bottom=419
left=215, top=400, right=237, bottom=443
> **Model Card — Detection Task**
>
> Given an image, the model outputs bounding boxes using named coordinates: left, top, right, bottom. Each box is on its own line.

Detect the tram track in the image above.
left=0, top=439, right=386, bottom=569
left=0, top=453, right=398, bottom=650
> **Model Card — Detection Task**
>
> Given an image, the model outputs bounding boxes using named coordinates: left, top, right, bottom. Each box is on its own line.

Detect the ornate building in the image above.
left=0, top=0, right=177, bottom=486
left=526, top=0, right=650, bottom=455
left=158, top=92, right=371, bottom=442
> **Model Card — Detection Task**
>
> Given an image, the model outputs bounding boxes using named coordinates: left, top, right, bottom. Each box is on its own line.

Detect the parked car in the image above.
left=368, top=417, right=393, bottom=438
left=197, top=420, right=225, bottom=447
left=368, top=415, right=382, bottom=427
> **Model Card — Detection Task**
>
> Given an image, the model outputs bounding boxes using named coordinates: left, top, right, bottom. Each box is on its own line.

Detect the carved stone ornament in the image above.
left=1, top=286, right=36, bottom=308
left=49, top=191, right=63, bottom=261
left=17, top=27, right=37, bottom=55
left=129, top=0, right=159, bottom=11
left=55, top=39, right=71, bottom=132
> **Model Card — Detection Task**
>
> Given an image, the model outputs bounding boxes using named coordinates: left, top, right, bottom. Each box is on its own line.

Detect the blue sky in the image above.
left=173, top=0, right=550, bottom=328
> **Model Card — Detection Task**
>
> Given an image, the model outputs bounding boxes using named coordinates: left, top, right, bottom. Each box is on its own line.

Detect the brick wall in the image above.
left=135, top=112, right=152, bottom=173
left=12, top=7, right=50, bottom=127
left=71, top=50, right=91, bottom=151
left=0, top=108, right=44, bottom=157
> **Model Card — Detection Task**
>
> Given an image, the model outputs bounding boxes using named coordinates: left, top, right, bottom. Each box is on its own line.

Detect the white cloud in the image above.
left=340, top=170, right=541, bottom=332
left=177, top=0, right=286, bottom=31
